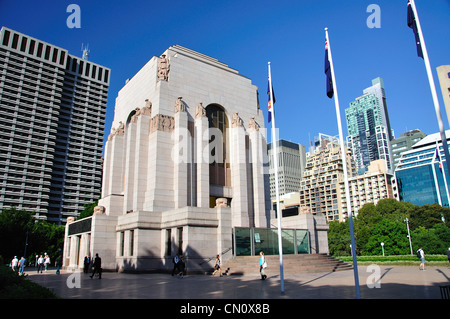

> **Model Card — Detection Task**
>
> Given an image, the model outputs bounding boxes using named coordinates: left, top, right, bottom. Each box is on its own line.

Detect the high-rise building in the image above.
left=437, top=65, right=450, bottom=127
left=268, top=139, right=306, bottom=201
left=299, top=139, right=356, bottom=221
left=391, top=129, right=427, bottom=170
left=392, top=130, right=450, bottom=207
left=0, top=27, right=110, bottom=224
left=339, top=159, right=393, bottom=218
left=345, top=77, right=394, bottom=174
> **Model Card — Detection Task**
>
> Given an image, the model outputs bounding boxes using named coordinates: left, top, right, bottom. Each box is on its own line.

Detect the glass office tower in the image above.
left=393, top=132, right=450, bottom=207
left=0, top=27, right=110, bottom=224
left=345, top=77, right=393, bottom=174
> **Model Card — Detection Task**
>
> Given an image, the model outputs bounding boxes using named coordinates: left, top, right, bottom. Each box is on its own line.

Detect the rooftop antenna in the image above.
left=81, top=43, right=90, bottom=60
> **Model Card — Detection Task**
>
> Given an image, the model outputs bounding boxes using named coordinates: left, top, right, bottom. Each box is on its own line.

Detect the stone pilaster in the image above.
left=195, top=115, right=209, bottom=208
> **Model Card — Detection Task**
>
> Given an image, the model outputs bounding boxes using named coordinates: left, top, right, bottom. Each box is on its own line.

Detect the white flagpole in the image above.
left=325, top=27, right=360, bottom=299
left=268, top=62, right=284, bottom=294
left=410, top=0, right=450, bottom=182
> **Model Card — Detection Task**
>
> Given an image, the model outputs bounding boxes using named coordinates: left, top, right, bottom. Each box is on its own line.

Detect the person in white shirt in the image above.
left=11, top=256, right=18, bottom=272
left=44, top=254, right=51, bottom=272
left=37, top=255, right=45, bottom=273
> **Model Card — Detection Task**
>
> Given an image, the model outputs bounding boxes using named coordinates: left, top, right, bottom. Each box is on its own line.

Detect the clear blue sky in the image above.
left=1, top=0, right=449, bottom=150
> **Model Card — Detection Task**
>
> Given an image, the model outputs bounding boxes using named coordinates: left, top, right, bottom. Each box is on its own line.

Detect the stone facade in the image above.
left=63, top=45, right=272, bottom=273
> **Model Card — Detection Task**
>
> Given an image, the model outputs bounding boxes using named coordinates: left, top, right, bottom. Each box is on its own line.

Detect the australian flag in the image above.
left=324, top=41, right=333, bottom=98
left=407, top=1, right=423, bottom=58
left=267, top=81, right=275, bottom=123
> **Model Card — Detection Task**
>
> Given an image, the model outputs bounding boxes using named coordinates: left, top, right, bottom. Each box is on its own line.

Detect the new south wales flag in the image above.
left=324, top=40, right=333, bottom=98
left=267, top=81, right=275, bottom=123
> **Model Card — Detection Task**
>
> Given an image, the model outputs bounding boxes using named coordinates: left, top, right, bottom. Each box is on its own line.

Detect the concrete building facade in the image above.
left=0, top=27, right=109, bottom=223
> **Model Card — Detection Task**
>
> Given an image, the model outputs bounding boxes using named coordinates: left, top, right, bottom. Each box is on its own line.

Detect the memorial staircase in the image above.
left=222, top=254, right=353, bottom=276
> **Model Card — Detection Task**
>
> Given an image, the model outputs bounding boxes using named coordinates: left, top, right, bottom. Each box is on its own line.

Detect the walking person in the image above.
left=37, top=255, right=44, bottom=273
left=177, top=256, right=185, bottom=279
left=44, top=254, right=51, bottom=272
left=55, top=255, right=62, bottom=275
left=418, top=247, right=426, bottom=270
left=83, top=255, right=90, bottom=274
left=11, top=256, right=18, bottom=272
left=212, top=254, right=222, bottom=277
left=18, top=257, right=26, bottom=274
left=90, top=253, right=102, bottom=279
left=259, top=251, right=267, bottom=280
left=172, top=254, right=180, bottom=276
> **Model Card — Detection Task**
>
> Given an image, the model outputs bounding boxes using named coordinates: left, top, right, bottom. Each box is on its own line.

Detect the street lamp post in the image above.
left=405, top=218, right=413, bottom=255
left=381, top=242, right=385, bottom=257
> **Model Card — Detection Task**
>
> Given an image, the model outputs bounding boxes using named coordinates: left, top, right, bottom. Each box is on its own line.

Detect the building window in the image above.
left=165, top=229, right=172, bottom=256
left=2, top=30, right=10, bottom=46
left=177, top=227, right=183, bottom=255
left=129, top=230, right=134, bottom=256
left=119, top=231, right=124, bottom=256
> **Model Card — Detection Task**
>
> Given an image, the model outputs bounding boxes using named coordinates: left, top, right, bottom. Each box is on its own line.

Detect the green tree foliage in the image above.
left=329, top=199, right=450, bottom=256
left=0, top=208, right=65, bottom=263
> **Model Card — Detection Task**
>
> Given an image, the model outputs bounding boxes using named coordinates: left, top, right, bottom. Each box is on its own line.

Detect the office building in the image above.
left=392, top=131, right=450, bottom=207
left=299, top=139, right=356, bottom=221
left=340, top=159, right=393, bottom=218
left=391, top=129, right=427, bottom=170
left=0, top=27, right=109, bottom=223
left=268, top=139, right=306, bottom=201
left=345, top=77, right=394, bottom=174
left=437, top=65, right=450, bottom=127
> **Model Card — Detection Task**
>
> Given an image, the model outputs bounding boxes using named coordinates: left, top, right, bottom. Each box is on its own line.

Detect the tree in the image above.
left=328, top=220, right=351, bottom=256
left=365, top=220, right=410, bottom=255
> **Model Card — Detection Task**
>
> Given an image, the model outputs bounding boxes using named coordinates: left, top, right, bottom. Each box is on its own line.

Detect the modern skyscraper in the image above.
left=299, top=138, right=356, bottom=221
left=345, top=77, right=394, bottom=174
left=0, top=27, right=110, bottom=224
left=268, top=139, right=306, bottom=201
left=393, top=131, right=450, bottom=207
left=391, top=129, right=427, bottom=170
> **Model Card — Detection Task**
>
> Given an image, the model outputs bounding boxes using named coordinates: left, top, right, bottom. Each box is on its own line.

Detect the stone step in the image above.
left=222, top=254, right=353, bottom=275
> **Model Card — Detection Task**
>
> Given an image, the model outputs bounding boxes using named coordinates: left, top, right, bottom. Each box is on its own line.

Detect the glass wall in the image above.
left=234, top=227, right=309, bottom=256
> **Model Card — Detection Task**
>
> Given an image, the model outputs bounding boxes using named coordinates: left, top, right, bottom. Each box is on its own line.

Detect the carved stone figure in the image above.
left=157, top=54, right=169, bottom=81
left=142, top=99, right=152, bottom=116
left=174, top=97, right=185, bottom=113
left=249, top=117, right=259, bottom=131
left=93, top=206, right=106, bottom=215
left=232, top=112, right=243, bottom=128
left=195, top=102, right=206, bottom=119
left=215, top=198, right=228, bottom=208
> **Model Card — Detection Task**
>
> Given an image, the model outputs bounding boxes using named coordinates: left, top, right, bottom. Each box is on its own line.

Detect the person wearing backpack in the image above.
left=417, top=247, right=425, bottom=270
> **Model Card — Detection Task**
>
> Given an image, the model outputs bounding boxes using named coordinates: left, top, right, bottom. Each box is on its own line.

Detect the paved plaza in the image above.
left=26, top=265, right=450, bottom=300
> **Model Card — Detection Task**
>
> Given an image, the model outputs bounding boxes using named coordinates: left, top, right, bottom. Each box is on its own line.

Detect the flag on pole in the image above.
left=407, top=0, right=424, bottom=58
left=267, top=81, right=275, bottom=122
left=435, top=146, right=443, bottom=172
left=324, top=40, right=334, bottom=98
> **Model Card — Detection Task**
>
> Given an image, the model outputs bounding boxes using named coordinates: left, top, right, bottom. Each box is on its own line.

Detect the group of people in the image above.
left=171, top=254, right=186, bottom=278
left=36, top=254, right=52, bottom=273
left=10, top=256, right=26, bottom=274
left=83, top=253, right=102, bottom=279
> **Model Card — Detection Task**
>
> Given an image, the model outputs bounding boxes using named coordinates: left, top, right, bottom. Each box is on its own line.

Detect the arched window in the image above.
left=206, top=104, right=230, bottom=187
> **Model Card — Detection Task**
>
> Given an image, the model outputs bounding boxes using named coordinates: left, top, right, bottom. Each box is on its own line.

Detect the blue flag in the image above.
left=407, top=1, right=423, bottom=58
left=324, top=41, right=333, bottom=98
left=267, top=81, right=275, bottom=123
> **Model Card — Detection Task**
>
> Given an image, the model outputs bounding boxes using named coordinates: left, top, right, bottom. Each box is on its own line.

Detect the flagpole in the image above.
left=409, top=0, right=450, bottom=183
left=325, top=27, right=360, bottom=299
left=268, top=62, right=284, bottom=294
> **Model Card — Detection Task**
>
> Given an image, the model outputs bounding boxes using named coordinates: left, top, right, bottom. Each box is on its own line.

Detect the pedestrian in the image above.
left=446, top=247, right=450, bottom=265
left=417, top=247, right=426, bottom=270
left=44, top=254, right=51, bottom=272
left=37, top=255, right=44, bottom=273
left=55, top=255, right=62, bottom=275
left=90, top=253, right=102, bottom=279
left=177, top=256, right=185, bottom=279
left=212, top=254, right=222, bottom=277
left=259, top=251, right=267, bottom=280
left=83, top=255, right=90, bottom=273
left=11, top=256, right=18, bottom=272
left=18, top=257, right=26, bottom=274
left=172, top=254, right=180, bottom=276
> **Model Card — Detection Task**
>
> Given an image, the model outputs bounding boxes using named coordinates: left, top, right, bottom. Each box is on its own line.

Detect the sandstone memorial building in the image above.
left=63, top=45, right=328, bottom=273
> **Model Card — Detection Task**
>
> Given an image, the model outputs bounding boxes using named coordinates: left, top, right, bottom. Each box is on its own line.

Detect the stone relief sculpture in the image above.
left=174, top=97, right=185, bottom=113
left=142, top=99, right=152, bottom=116
left=157, top=54, right=169, bottom=81
left=93, top=206, right=106, bottom=215
left=232, top=112, right=243, bottom=128
left=249, top=117, right=259, bottom=131
left=108, top=121, right=125, bottom=140
left=150, top=114, right=175, bottom=134
left=215, top=198, right=228, bottom=208
left=195, top=102, right=206, bottom=119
